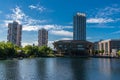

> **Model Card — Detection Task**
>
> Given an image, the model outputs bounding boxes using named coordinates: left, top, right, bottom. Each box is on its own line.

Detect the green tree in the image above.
left=38, top=46, right=54, bottom=57
left=117, top=50, right=120, bottom=56
left=23, top=45, right=34, bottom=57
left=5, top=42, right=16, bottom=58
left=0, top=42, right=6, bottom=58
left=0, top=42, right=16, bottom=59
left=32, top=46, right=39, bottom=57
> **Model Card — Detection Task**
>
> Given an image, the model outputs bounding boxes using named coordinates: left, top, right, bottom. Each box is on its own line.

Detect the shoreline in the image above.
left=0, top=55, right=119, bottom=60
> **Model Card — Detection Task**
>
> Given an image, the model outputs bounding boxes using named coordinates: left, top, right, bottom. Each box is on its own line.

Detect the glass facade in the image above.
left=73, top=12, right=86, bottom=41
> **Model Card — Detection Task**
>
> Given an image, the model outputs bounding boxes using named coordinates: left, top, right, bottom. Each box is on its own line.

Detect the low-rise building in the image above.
left=53, top=40, right=93, bottom=56
left=96, top=39, right=120, bottom=56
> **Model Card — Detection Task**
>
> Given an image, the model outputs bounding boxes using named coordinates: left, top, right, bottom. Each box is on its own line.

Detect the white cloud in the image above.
left=60, top=38, right=72, bottom=40
left=87, top=18, right=114, bottom=23
left=48, top=41, right=54, bottom=49
left=5, top=6, right=72, bottom=33
left=6, top=6, right=25, bottom=23
left=22, top=24, right=72, bottom=31
left=29, top=5, right=36, bottom=9
left=7, top=6, right=47, bottom=24
left=23, top=25, right=39, bottom=31
left=22, top=41, right=38, bottom=47
left=43, top=25, right=72, bottom=30
left=22, top=42, right=33, bottom=47
left=88, top=4, right=120, bottom=24
left=29, top=4, right=46, bottom=12
left=50, top=30, right=73, bottom=37
left=88, top=25, right=114, bottom=28
left=5, top=6, right=47, bottom=28
left=22, top=41, right=54, bottom=49
left=87, top=37, right=92, bottom=40
left=96, top=4, right=120, bottom=18
left=111, top=30, right=120, bottom=34
left=0, top=11, right=2, bottom=14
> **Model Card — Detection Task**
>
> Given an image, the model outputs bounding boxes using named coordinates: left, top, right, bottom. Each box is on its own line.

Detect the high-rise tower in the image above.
left=38, top=28, right=48, bottom=46
left=7, top=21, right=22, bottom=46
left=73, top=12, right=86, bottom=40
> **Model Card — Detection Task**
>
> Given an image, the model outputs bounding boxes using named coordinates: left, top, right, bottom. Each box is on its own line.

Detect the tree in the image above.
left=0, top=42, right=16, bottom=59
left=5, top=42, right=16, bottom=58
left=23, top=45, right=34, bottom=57
left=32, top=46, right=39, bottom=57
left=117, top=50, right=120, bottom=56
left=0, top=41, right=54, bottom=59
left=0, top=42, right=6, bottom=58
left=38, top=46, right=54, bottom=57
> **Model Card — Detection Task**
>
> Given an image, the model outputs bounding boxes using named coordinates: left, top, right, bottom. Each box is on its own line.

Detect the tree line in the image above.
left=0, top=42, right=54, bottom=59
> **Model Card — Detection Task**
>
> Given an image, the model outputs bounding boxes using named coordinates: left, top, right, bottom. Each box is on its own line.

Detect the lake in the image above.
left=0, top=57, right=120, bottom=80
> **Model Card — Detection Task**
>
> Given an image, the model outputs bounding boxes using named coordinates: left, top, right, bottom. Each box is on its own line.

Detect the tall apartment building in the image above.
left=73, top=12, right=86, bottom=41
left=38, top=28, right=48, bottom=46
left=7, top=21, right=22, bottom=46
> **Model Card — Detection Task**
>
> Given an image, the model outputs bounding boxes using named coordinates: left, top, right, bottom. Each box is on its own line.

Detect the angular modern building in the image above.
left=38, top=28, right=48, bottom=46
left=73, top=12, right=86, bottom=41
left=53, top=40, right=93, bottom=56
left=7, top=21, right=22, bottom=46
left=52, top=12, right=94, bottom=56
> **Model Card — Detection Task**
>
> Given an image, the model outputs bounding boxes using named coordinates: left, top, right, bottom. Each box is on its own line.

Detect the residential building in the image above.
left=98, top=39, right=120, bottom=56
left=73, top=12, right=86, bottom=40
left=38, top=28, right=48, bottom=46
left=7, top=21, right=22, bottom=46
left=94, top=41, right=99, bottom=51
left=53, top=40, right=93, bottom=56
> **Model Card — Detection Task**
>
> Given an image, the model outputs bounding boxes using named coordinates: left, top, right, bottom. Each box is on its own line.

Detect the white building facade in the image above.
left=98, top=39, right=120, bottom=56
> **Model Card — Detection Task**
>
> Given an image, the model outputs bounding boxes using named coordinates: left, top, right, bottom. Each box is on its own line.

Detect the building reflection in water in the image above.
left=1, top=60, right=21, bottom=80
left=70, top=58, right=86, bottom=80
left=99, top=59, right=111, bottom=76
left=0, top=58, right=119, bottom=80
left=18, top=58, right=41, bottom=80
left=37, top=58, right=74, bottom=80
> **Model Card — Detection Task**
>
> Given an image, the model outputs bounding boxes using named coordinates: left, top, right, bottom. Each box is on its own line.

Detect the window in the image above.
left=77, top=44, right=83, bottom=47
left=59, top=45, right=62, bottom=47
left=78, top=48, right=84, bottom=50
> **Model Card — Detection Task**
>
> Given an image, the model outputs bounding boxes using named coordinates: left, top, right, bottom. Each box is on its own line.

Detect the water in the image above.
left=0, top=58, right=120, bottom=80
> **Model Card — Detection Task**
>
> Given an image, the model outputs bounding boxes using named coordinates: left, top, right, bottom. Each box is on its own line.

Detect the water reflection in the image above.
left=0, top=60, right=21, bottom=80
left=99, top=59, right=111, bottom=75
left=70, top=58, right=86, bottom=80
left=18, top=58, right=41, bottom=79
left=0, top=58, right=120, bottom=80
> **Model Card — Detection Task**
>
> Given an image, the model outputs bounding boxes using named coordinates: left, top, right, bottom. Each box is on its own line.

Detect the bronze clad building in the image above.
left=53, top=40, right=93, bottom=56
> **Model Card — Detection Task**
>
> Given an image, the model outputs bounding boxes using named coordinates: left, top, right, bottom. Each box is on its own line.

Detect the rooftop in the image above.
left=76, top=12, right=86, bottom=16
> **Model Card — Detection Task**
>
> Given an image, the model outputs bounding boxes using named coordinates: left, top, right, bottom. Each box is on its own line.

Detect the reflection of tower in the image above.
left=7, top=21, right=22, bottom=46
left=38, top=28, right=48, bottom=46
left=70, top=59, right=86, bottom=80
left=3, top=61, right=20, bottom=80
left=73, top=12, right=86, bottom=41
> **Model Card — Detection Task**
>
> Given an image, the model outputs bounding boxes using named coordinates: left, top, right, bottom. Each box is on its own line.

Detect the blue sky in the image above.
left=0, top=0, right=120, bottom=48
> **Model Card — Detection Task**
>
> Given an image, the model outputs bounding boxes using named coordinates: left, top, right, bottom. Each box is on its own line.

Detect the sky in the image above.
left=0, top=0, right=120, bottom=48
